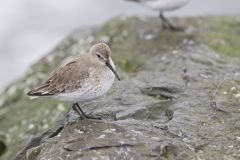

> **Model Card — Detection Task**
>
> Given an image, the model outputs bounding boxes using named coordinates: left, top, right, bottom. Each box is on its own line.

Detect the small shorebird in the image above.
left=27, top=43, right=120, bottom=120
left=125, top=0, right=191, bottom=30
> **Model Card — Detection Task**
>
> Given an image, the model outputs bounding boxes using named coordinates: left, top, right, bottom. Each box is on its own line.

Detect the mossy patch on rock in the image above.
left=197, top=16, right=240, bottom=57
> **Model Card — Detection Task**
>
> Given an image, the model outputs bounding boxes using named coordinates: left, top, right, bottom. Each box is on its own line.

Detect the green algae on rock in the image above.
left=196, top=16, right=240, bottom=57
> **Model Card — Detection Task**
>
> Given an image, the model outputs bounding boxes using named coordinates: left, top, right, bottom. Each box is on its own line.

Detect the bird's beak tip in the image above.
left=106, top=60, right=121, bottom=82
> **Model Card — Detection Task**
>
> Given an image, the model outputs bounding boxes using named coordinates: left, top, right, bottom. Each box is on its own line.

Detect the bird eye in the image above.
left=96, top=53, right=101, bottom=59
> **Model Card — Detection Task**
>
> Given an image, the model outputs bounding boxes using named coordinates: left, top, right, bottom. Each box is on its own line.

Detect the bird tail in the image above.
left=27, top=83, right=54, bottom=97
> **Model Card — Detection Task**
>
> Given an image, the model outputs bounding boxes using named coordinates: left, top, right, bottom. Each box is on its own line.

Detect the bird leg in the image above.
left=159, top=12, right=183, bottom=31
left=72, top=103, right=84, bottom=117
left=75, top=103, right=101, bottom=120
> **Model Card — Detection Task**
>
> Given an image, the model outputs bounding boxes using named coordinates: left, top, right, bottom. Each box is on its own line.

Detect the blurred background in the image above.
left=0, top=0, right=240, bottom=92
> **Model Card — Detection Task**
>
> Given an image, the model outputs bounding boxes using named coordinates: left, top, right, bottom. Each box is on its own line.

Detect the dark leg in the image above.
left=160, top=11, right=169, bottom=29
left=159, top=12, right=183, bottom=31
left=72, top=103, right=83, bottom=117
left=75, top=103, right=101, bottom=120
left=48, top=125, right=64, bottom=138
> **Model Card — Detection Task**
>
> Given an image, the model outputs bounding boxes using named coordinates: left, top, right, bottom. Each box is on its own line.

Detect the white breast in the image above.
left=53, top=60, right=115, bottom=103
left=142, top=0, right=190, bottom=12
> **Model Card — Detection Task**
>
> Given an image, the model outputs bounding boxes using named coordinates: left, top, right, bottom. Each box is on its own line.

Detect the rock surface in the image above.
left=0, top=16, right=240, bottom=160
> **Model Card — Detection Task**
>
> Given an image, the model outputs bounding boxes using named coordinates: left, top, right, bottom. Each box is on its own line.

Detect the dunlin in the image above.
left=27, top=43, right=120, bottom=120
left=125, top=0, right=191, bottom=30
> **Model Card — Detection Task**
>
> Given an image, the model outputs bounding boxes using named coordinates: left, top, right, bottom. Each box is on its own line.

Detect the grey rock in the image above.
left=17, top=44, right=240, bottom=160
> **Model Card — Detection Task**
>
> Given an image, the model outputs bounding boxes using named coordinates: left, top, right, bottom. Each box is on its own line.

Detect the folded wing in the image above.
left=27, top=59, right=89, bottom=96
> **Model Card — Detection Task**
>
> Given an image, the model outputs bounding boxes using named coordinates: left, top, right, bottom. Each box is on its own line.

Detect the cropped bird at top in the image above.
left=27, top=43, right=120, bottom=120
left=125, top=0, right=191, bottom=31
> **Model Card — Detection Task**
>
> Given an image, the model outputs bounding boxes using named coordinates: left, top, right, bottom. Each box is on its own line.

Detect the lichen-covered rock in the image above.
left=0, top=16, right=240, bottom=160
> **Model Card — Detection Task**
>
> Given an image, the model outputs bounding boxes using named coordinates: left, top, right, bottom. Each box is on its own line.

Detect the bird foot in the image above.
left=162, top=23, right=184, bottom=32
left=83, top=112, right=102, bottom=120
left=169, top=26, right=184, bottom=31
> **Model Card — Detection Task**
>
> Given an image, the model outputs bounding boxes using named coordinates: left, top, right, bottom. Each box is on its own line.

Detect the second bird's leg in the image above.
left=159, top=12, right=182, bottom=31
left=75, top=103, right=101, bottom=120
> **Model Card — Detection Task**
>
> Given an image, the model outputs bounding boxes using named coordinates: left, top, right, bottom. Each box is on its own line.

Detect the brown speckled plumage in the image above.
left=27, top=58, right=90, bottom=96
left=27, top=43, right=119, bottom=98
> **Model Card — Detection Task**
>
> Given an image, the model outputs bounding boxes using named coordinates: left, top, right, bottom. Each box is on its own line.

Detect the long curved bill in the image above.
left=106, top=61, right=121, bottom=81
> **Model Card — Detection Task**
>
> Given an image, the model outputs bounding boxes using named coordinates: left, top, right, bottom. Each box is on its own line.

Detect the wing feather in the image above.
left=27, top=58, right=90, bottom=96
